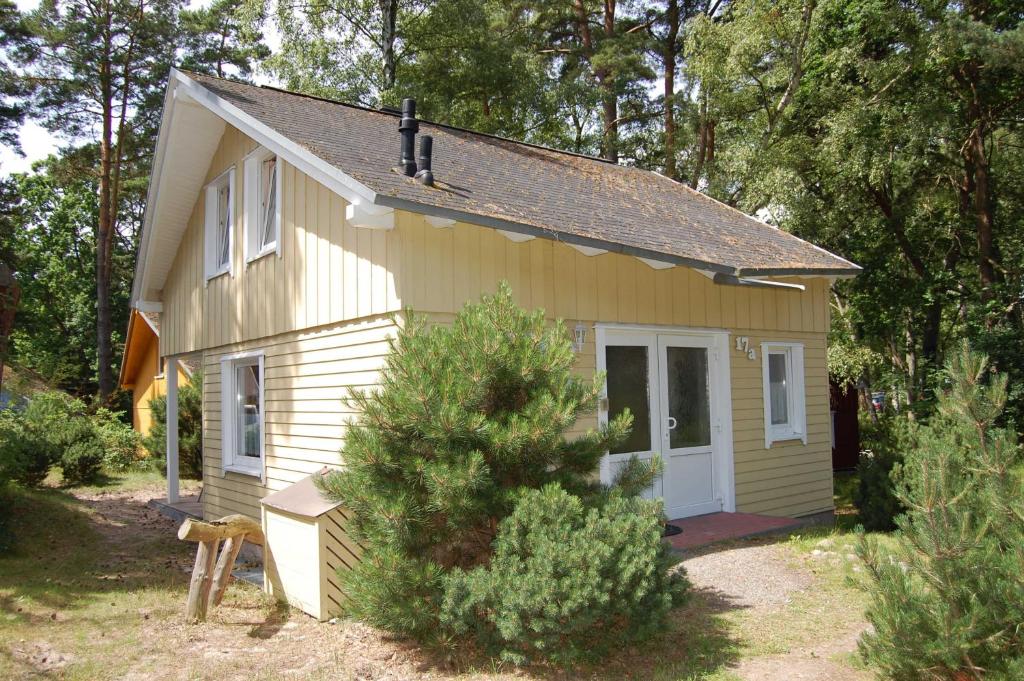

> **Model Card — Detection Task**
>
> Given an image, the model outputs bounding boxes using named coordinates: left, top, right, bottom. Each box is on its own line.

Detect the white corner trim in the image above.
left=497, top=229, right=535, bottom=243
left=346, top=203, right=395, bottom=230
left=637, top=256, right=675, bottom=270
left=134, top=300, right=163, bottom=313
left=172, top=69, right=378, bottom=212
left=425, top=215, right=456, bottom=228
left=570, top=244, right=608, bottom=257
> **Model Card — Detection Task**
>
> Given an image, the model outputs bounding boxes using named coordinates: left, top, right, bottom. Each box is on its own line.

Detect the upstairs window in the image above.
left=761, top=342, right=806, bottom=448
left=244, top=148, right=280, bottom=261
left=204, top=168, right=235, bottom=280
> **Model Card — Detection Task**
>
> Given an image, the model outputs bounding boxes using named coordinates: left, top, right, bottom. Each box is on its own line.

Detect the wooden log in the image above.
left=186, top=539, right=220, bottom=623
left=209, top=534, right=246, bottom=608
left=178, top=514, right=264, bottom=546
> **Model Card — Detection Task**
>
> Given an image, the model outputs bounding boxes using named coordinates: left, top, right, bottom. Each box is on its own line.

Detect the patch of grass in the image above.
left=0, top=481, right=266, bottom=680
left=41, top=466, right=201, bottom=495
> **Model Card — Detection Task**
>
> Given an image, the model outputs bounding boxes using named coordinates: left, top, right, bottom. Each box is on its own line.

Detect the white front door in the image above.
left=601, top=328, right=732, bottom=519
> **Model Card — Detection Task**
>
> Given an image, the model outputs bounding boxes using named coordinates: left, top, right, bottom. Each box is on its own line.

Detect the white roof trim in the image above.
left=132, top=69, right=382, bottom=306
left=172, top=70, right=377, bottom=210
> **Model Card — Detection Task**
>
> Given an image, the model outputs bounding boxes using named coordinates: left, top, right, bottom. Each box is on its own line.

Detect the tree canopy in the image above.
left=0, top=0, right=1021, bottom=422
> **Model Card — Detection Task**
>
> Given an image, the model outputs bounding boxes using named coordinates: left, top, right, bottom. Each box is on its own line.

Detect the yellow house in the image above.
left=118, top=308, right=192, bottom=436
left=131, top=70, right=859, bottom=534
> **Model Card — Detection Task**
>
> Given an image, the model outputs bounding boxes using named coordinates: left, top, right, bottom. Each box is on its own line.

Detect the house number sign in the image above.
left=735, top=336, right=757, bottom=360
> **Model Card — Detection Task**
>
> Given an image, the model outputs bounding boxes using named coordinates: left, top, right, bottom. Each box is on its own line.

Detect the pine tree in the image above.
left=858, top=342, right=1024, bottom=680
left=318, top=283, right=636, bottom=638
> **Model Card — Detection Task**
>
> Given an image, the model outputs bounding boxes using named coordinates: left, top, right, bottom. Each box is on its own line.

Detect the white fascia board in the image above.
left=172, top=69, right=379, bottom=215
left=131, top=78, right=179, bottom=306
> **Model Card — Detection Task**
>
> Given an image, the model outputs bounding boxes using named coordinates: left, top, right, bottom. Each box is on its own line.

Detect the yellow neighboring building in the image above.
left=118, top=309, right=191, bottom=436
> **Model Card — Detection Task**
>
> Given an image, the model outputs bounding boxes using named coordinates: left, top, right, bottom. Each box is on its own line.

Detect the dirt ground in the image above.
left=1, top=480, right=872, bottom=681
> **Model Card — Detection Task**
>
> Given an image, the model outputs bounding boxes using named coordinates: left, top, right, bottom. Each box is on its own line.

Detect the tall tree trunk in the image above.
left=380, top=0, right=398, bottom=91
left=662, top=0, right=680, bottom=179
left=96, top=10, right=114, bottom=399
left=599, top=0, right=617, bottom=162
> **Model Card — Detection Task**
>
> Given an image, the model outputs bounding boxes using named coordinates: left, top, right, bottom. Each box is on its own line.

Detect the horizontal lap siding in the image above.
left=201, top=316, right=398, bottom=521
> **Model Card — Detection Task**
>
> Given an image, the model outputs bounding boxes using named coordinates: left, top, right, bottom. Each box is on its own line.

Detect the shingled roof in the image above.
left=179, top=72, right=859, bottom=277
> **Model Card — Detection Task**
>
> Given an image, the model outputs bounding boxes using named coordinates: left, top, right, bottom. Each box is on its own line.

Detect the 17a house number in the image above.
left=735, top=336, right=757, bottom=360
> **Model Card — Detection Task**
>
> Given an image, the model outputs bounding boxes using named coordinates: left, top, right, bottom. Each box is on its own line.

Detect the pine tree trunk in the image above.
left=600, top=0, right=618, bottom=163
left=96, top=20, right=115, bottom=399
left=662, top=0, right=679, bottom=180
left=380, top=0, right=398, bottom=91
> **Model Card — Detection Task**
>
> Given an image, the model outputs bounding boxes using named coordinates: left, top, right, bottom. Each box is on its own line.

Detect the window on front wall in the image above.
left=221, top=352, right=264, bottom=476
left=761, top=342, right=806, bottom=448
left=205, top=168, right=235, bottom=280
left=244, top=148, right=280, bottom=261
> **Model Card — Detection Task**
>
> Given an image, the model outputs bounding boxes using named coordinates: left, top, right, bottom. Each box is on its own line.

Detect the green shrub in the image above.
left=143, top=372, right=203, bottom=479
left=93, top=407, right=141, bottom=471
left=60, top=437, right=105, bottom=486
left=318, top=284, right=681, bottom=660
left=441, top=484, right=688, bottom=664
left=0, top=389, right=119, bottom=487
left=853, top=415, right=913, bottom=531
left=858, top=344, right=1024, bottom=679
left=0, top=410, right=53, bottom=486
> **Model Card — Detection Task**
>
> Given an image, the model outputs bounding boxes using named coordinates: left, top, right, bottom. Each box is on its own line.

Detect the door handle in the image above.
left=667, top=416, right=677, bottom=431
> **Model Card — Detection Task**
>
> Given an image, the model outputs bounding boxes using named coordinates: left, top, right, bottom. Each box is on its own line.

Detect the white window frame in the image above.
left=204, top=167, right=235, bottom=281
left=220, top=350, right=265, bottom=479
left=761, top=342, right=807, bottom=448
left=243, top=147, right=282, bottom=263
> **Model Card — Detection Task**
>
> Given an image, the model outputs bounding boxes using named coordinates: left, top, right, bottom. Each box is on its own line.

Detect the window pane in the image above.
left=666, top=346, right=711, bottom=448
left=768, top=352, right=788, bottom=425
left=218, top=183, right=230, bottom=268
left=236, top=363, right=260, bottom=459
left=260, top=158, right=277, bottom=249
left=606, top=345, right=651, bottom=454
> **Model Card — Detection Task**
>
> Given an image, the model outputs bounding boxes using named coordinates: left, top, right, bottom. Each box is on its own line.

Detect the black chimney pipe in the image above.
left=415, top=135, right=434, bottom=186
left=398, top=98, right=418, bottom=177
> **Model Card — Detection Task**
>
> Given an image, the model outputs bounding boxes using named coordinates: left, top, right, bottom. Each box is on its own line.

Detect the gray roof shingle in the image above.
left=187, top=72, right=858, bottom=276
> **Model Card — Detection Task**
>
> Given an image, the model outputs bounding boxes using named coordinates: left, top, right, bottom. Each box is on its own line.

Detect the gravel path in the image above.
left=680, top=539, right=872, bottom=681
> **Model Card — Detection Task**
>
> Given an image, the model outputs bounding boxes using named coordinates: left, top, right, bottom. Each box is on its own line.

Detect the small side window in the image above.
left=220, top=351, right=264, bottom=477
left=761, top=342, right=806, bottom=447
left=244, top=148, right=280, bottom=261
left=205, top=168, right=235, bottom=280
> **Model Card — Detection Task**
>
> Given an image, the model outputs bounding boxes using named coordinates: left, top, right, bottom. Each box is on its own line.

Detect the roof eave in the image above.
left=373, top=193, right=740, bottom=276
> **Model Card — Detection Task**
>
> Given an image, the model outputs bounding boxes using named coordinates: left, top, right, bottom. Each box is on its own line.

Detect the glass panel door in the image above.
left=657, top=335, right=719, bottom=519
left=603, top=335, right=660, bottom=500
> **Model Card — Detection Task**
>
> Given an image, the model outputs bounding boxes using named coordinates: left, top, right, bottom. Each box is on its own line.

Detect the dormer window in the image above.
left=245, top=147, right=280, bottom=261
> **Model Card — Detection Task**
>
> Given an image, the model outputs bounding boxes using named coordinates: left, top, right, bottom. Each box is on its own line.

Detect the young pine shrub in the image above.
left=853, top=415, right=914, bottom=531
left=143, top=372, right=203, bottom=478
left=858, top=343, right=1024, bottom=680
left=318, top=283, right=683, bottom=651
left=441, top=484, right=688, bottom=664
